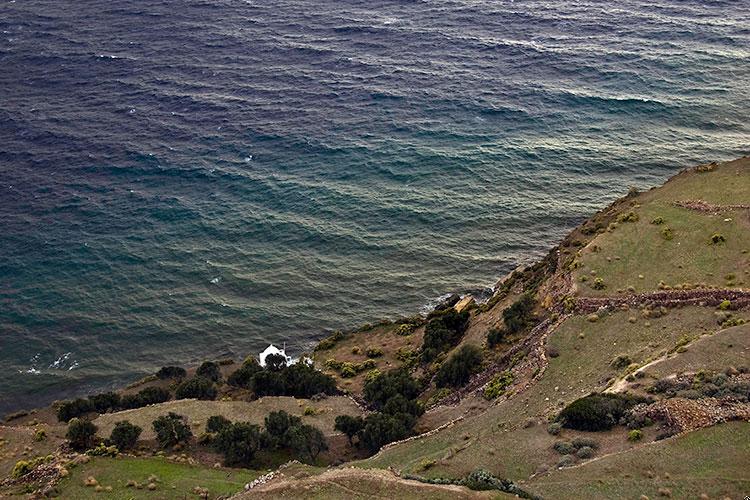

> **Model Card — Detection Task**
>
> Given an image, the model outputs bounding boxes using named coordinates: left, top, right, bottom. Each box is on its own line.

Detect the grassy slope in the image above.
left=574, top=159, right=750, bottom=295
left=364, top=307, right=719, bottom=480
left=527, top=421, right=750, bottom=500
left=56, top=456, right=259, bottom=499
left=94, top=396, right=363, bottom=440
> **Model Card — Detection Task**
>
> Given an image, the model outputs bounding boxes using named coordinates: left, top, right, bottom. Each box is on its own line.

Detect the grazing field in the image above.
left=0, top=424, right=63, bottom=478
left=56, top=456, right=259, bottom=499
left=94, top=396, right=363, bottom=440
left=526, top=421, right=750, bottom=500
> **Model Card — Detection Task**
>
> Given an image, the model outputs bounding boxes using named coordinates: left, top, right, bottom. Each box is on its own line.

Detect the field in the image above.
left=574, top=161, right=750, bottom=296
left=56, top=456, right=259, bottom=499
left=526, top=421, right=750, bottom=499
left=94, top=396, right=363, bottom=440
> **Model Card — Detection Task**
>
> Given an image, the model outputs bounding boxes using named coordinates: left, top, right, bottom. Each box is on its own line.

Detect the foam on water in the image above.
left=1, top=0, right=748, bottom=413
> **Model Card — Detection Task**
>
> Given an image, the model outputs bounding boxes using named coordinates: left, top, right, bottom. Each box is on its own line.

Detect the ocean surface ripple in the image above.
left=1, top=0, right=748, bottom=413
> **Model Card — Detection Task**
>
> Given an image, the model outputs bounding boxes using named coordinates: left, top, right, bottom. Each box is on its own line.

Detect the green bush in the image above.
left=553, top=441, right=575, bottom=455
left=557, top=454, right=575, bottom=468
left=421, top=309, right=470, bottom=361
left=206, top=415, right=232, bottom=433
left=109, top=421, right=142, bottom=451
left=153, top=412, right=192, bottom=448
left=137, top=386, right=171, bottom=405
left=156, top=366, right=186, bottom=380
left=365, top=347, right=384, bottom=358
left=661, top=227, right=674, bottom=240
left=56, top=398, right=94, bottom=423
left=196, top=361, right=222, bottom=382
left=547, top=422, right=562, bottom=435
left=334, top=415, right=364, bottom=445
left=357, top=412, right=414, bottom=453
left=11, top=460, right=34, bottom=478
left=435, top=345, right=483, bottom=388
left=66, top=418, right=98, bottom=451
left=394, top=324, right=415, bottom=336
left=87, top=442, right=119, bottom=457
left=483, top=370, right=514, bottom=399
left=214, top=422, right=262, bottom=466
left=558, top=393, right=648, bottom=431
left=592, top=277, right=606, bottom=290
left=363, top=369, right=421, bottom=410
left=710, top=233, right=726, bottom=244
left=571, top=437, right=598, bottom=449
left=650, top=216, right=664, bottom=225
left=227, top=359, right=263, bottom=388
left=88, top=392, right=121, bottom=413
left=576, top=446, right=595, bottom=459
left=251, top=363, right=338, bottom=398
left=487, top=328, right=506, bottom=348
left=627, top=429, right=643, bottom=442
left=264, top=410, right=302, bottom=447
left=175, top=377, right=217, bottom=400
left=502, top=293, right=535, bottom=334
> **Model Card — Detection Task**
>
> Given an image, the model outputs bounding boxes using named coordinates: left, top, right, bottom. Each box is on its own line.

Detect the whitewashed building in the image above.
left=258, top=344, right=292, bottom=368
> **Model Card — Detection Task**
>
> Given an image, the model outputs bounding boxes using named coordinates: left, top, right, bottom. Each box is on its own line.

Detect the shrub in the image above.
left=334, top=415, right=364, bottom=446
left=557, top=454, right=575, bottom=468
left=382, top=394, right=424, bottom=418
left=196, top=361, right=221, bottom=382
left=87, top=442, right=118, bottom=457
left=175, top=377, right=217, bottom=400
left=66, top=418, right=98, bottom=451
left=357, top=412, right=414, bottom=452
left=276, top=363, right=338, bottom=398
left=365, top=347, right=384, bottom=358
left=264, top=410, right=302, bottom=447
left=628, top=429, right=643, bottom=442
left=718, top=300, right=732, bottom=311
left=558, top=393, right=648, bottom=431
left=661, top=227, right=674, bottom=240
left=153, top=412, right=192, bottom=448
left=227, top=359, right=263, bottom=388
left=576, top=446, right=595, bottom=459
left=571, top=437, right=598, bottom=449
left=553, top=441, right=575, bottom=455
left=650, top=216, right=664, bottom=225
left=214, top=423, right=262, bottom=466
left=12, top=460, right=34, bottom=478
left=503, top=294, right=535, bottom=334
left=287, top=424, right=328, bottom=463
left=109, top=421, right=142, bottom=451
left=592, top=277, right=606, bottom=290
left=57, top=398, right=94, bottom=422
left=33, top=429, right=47, bottom=442
left=137, top=386, right=170, bottom=406
left=611, top=354, right=632, bottom=370
left=483, top=371, right=514, bottom=400
left=206, top=415, right=232, bottom=434
left=464, top=468, right=501, bottom=491
left=487, top=328, right=506, bottom=348
left=88, top=392, right=121, bottom=413
left=435, top=345, right=483, bottom=388
left=547, top=422, right=562, bottom=435
left=303, top=406, right=316, bottom=416
left=340, top=363, right=357, bottom=378
left=710, top=233, right=726, bottom=244
left=119, top=394, right=144, bottom=410
left=156, top=366, right=186, bottom=380
left=265, top=353, right=288, bottom=371
left=394, top=324, right=415, bottom=336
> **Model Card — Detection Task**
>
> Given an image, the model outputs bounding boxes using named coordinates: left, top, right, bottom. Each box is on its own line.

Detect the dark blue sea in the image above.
left=1, top=0, right=748, bottom=413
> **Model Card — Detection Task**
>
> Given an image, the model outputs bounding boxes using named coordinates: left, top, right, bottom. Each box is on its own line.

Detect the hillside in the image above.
left=1, top=157, right=748, bottom=499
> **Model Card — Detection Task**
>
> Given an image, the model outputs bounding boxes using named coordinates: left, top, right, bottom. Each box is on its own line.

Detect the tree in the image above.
left=421, top=309, right=470, bottom=360
left=287, top=424, right=328, bottom=463
left=175, top=377, right=217, bottom=400
left=206, top=415, right=232, bottom=433
left=66, top=418, right=98, bottom=451
left=363, top=369, right=421, bottom=410
left=265, top=353, right=287, bottom=371
left=153, top=412, right=192, bottom=448
left=57, top=398, right=94, bottom=423
left=137, top=386, right=170, bottom=405
left=435, top=344, right=484, bottom=388
left=156, top=366, right=187, bottom=380
left=109, top=421, right=142, bottom=450
left=502, top=293, right=535, bottom=333
left=334, top=415, right=364, bottom=446
left=264, top=410, right=301, bottom=447
left=196, top=361, right=222, bottom=382
left=357, top=413, right=412, bottom=453
left=214, top=423, right=262, bottom=466
left=227, top=360, right=263, bottom=388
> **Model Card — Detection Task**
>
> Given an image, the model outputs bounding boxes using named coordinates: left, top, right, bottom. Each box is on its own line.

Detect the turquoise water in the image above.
left=1, top=0, right=748, bottom=413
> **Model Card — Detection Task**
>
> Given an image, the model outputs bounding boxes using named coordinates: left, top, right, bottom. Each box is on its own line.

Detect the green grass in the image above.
left=527, top=421, right=750, bottom=500
left=362, top=307, right=719, bottom=481
left=57, top=456, right=260, bottom=499
left=575, top=202, right=749, bottom=296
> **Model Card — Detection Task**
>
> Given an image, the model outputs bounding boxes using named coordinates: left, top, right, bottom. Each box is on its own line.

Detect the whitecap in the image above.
left=210, top=276, right=221, bottom=284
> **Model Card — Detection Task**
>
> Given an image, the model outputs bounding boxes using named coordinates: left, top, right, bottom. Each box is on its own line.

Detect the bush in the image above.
left=206, top=415, right=232, bottom=434
left=558, top=393, right=648, bottom=431
left=628, top=429, right=643, bottom=442
left=196, top=361, right=222, bottom=382
left=66, top=418, right=98, bottom=451
left=137, top=386, right=170, bottom=406
left=394, top=324, right=415, bottom=336
left=265, top=353, right=288, bottom=371
left=487, top=328, right=506, bottom=348
left=571, top=437, right=598, bottom=449
left=153, top=412, right=192, bottom=448
left=651, top=216, right=664, bottom=225
left=422, top=309, right=470, bottom=360
left=287, top=424, right=328, bottom=463
left=12, top=460, right=34, bottom=478
left=365, top=347, right=384, bottom=358
left=87, top=442, right=118, bottom=457
left=382, top=394, right=424, bottom=418
left=553, top=441, right=575, bottom=455
left=710, top=233, right=726, bottom=244
left=88, top=392, right=121, bottom=413
left=214, top=422, right=262, bottom=466
left=435, top=345, right=483, bottom=388
left=175, top=377, right=217, bottom=400
left=557, top=454, right=575, bottom=468
left=483, top=371, right=514, bottom=400
left=576, top=446, right=595, bottom=459
left=264, top=410, right=302, bottom=447
left=334, top=415, right=364, bottom=445
left=503, top=293, right=535, bottom=334
left=464, top=468, right=501, bottom=491
left=227, top=359, right=264, bottom=388
left=156, top=366, right=186, bottom=380
left=34, top=429, right=47, bottom=442
left=661, top=227, right=674, bottom=240
left=57, top=398, right=94, bottom=423
left=592, top=277, right=606, bottom=290
left=357, top=412, right=413, bottom=452
left=119, top=394, right=144, bottom=410
left=547, top=422, right=562, bottom=435
left=109, top=421, right=142, bottom=451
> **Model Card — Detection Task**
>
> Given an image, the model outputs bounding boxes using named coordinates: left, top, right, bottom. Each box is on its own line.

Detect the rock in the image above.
left=147, top=482, right=157, bottom=490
